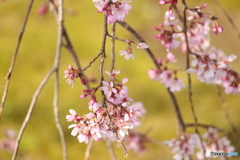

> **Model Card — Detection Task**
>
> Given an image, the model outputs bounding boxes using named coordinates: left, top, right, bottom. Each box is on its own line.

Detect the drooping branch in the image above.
left=117, top=20, right=186, bottom=132
left=0, top=0, right=35, bottom=118
left=12, top=69, right=55, bottom=160
left=52, top=0, right=68, bottom=159
left=110, top=23, right=116, bottom=72
left=212, top=0, right=240, bottom=40
left=182, top=0, right=206, bottom=158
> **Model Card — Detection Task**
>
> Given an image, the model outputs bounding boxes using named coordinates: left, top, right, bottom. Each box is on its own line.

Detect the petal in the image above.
left=122, top=78, right=128, bottom=84
left=69, top=109, right=77, bottom=115
left=68, top=124, right=77, bottom=129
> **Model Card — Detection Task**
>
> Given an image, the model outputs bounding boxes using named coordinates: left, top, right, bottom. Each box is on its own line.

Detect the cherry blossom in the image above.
left=155, top=23, right=180, bottom=51
left=166, top=78, right=185, bottom=92
left=196, top=128, right=235, bottom=159
left=164, top=133, right=200, bottom=160
left=137, top=43, right=149, bottom=49
left=159, top=0, right=178, bottom=5
left=105, top=69, right=120, bottom=80
left=93, top=0, right=132, bottom=24
left=123, top=130, right=149, bottom=155
left=66, top=109, right=82, bottom=122
left=119, top=49, right=134, bottom=60
left=63, top=65, right=80, bottom=87
left=66, top=70, right=146, bottom=144
left=100, top=81, right=117, bottom=97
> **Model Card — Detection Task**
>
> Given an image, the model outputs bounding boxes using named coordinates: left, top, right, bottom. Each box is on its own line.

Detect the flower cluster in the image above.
left=159, top=0, right=178, bottom=5
left=66, top=69, right=145, bottom=143
left=164, top=128, right=235, bottom=160
left=92, top=0, right=132, bottom=24
left=63, top=65, right=88, bottom=87
left=197, top=128, right=235, bottom=159
left=148, top=52, right=185, bottom=92
left=153, top=2, right=240, bottom=94
left=123, top=130, right=149, bottom=155
left=188, top=49, right=240, bottom=94
left=119, top=42, right=149, bottom=60
left=164, top=133, right=201, bottom=160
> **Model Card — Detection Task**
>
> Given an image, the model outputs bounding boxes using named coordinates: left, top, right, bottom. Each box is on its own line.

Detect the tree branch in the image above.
left=0, top=0, right=34, bottom=118
left=12, top=69, right=55, bottom=160
left=52, top=0, right=68, bottom=160
left=117, top=20, right=185, bottom=132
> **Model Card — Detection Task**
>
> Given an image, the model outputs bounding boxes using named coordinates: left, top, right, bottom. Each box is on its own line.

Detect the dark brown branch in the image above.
left=182, top=1, right=206, bottom=158
left=49, top=0, right=91, bottom=90
left=117, top=21, right=160, bottom=70
left=117, top=20, right=185, bottom=132
left=0, top=0, right=34, bottom=118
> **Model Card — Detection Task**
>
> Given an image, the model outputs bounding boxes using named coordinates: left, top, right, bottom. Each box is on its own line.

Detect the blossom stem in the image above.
left=110, top=22, right=116, bottom=73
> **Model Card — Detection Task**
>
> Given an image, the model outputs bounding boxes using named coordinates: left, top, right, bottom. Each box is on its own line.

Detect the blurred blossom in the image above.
left=0, top=130, right=16, bottom=153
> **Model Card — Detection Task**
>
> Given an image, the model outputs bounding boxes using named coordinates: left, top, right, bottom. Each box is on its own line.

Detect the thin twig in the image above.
left=215, top=86, right=237, bottom=132
left=182, top=1, right=206, bottom=158
left=12, top=69, right=55, bottom=160
left=106, top=140, right=117, bottom=160
left=49, top=0, right=91, bottom=91
left=185, top=123, right=228, bottom=135
left=117, top=21, right=160, bottom=69
left=0, top=0, right=34, bottom=118
left=49, top=0, right=81, bottom=69
left=107, top=34, right=128, bottom=43
left=83, top=137, right=94, bottom=160
left=212, top=0, right=240, bottom=40
left=117, top=20, right=185, bottom=132
left=110, top=23, right=116, bottom=72
left=52, top=0, right=68, bottom=160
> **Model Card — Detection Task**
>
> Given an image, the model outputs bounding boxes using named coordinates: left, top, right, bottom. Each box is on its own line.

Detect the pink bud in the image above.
left=79, top=94, right=87, bottom=99
left=200, top=3, right=208, bottom=10
left=37, top=4, right=48, bottom=16
left=68, top=65, right=73, bottom=70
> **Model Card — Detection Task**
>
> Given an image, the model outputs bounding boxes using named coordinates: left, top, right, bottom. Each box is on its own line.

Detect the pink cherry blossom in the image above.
left=159, top=0, right=177, bottom=5
left=166, top=52, right=177, bottom=63
left=137, top=43, right=149, bottom=49
left=119, top=49, right=134, bottom=60
left=100, top=81, right=117, bottom=97
left=63, top=65, right=80, bottom=88
left=105, top=69, right=120, bottom=80
left=93, top=0, right=132, bottom=24
left=66, top=109, right=81, bottom=122
left=166, top=78, right=185, bottom=92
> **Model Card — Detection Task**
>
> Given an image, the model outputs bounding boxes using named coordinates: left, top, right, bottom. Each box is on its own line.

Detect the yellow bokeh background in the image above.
left=1, top=0, right=240, bottom=159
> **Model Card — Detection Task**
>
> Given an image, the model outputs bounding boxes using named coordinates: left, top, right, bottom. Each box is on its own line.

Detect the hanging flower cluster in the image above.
left=65, top=68, right=146, bottom=143
left=123, top=130, right=149, bottom=155
left=151, top=2, right=240, bottom=94
left=148, top=52, right=185, bottom=92
left=196, top=128, right=235, bottom=160
left=164, top=128, right=235, bottom=160
left=92, top=0, right=132, bottom=24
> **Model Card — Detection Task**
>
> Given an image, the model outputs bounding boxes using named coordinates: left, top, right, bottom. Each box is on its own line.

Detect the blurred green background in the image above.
left=1, top=0, right=240, bottom=159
